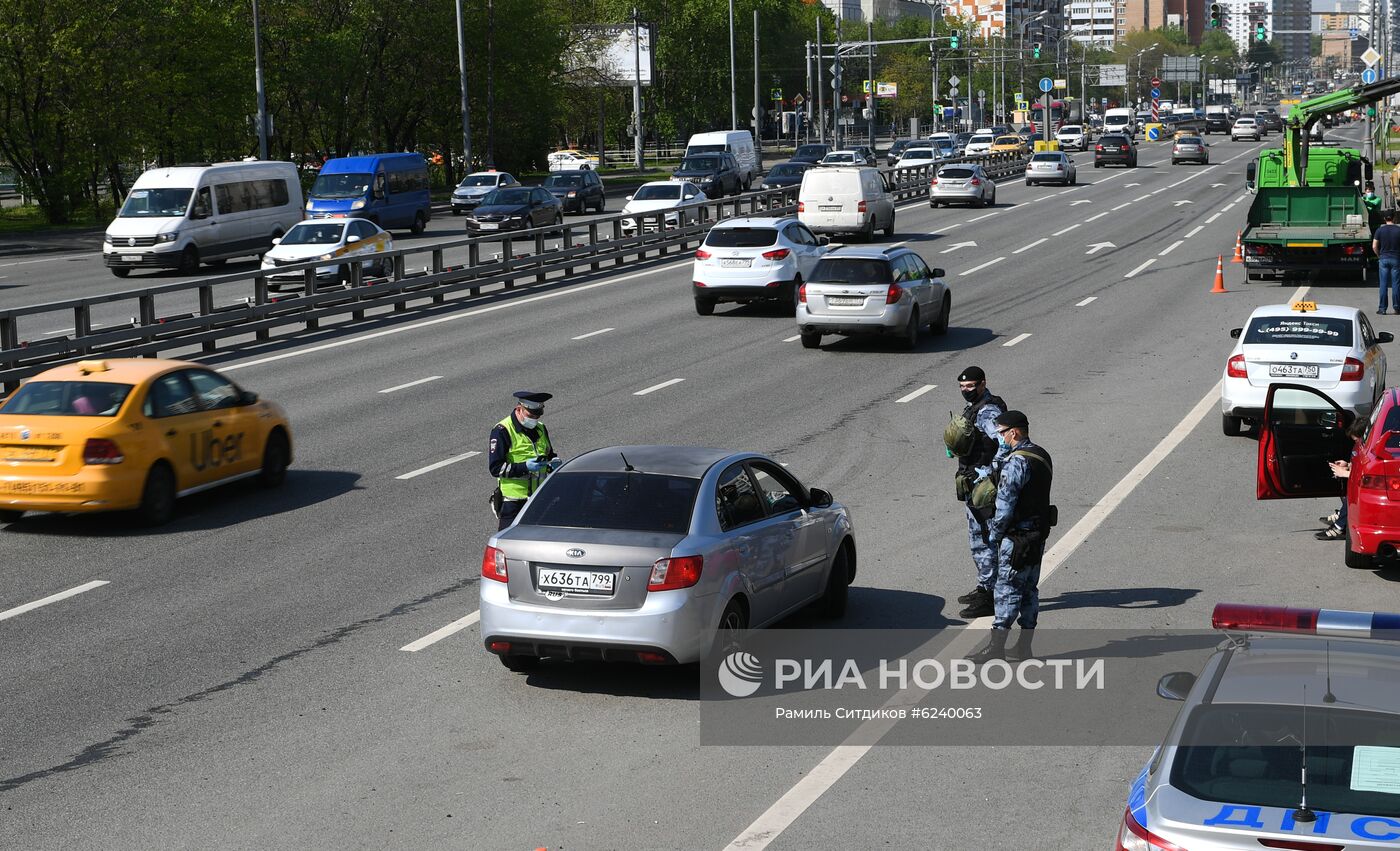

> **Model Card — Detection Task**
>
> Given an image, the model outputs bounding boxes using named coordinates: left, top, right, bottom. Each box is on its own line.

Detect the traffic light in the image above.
left=949, top=33, right=959, bottom=49
left=1032, top=42, right=1041, bottom=58
left=1209, top=3, right=1222, bottom=28
left=1254, top=20, right=1266, bottom=41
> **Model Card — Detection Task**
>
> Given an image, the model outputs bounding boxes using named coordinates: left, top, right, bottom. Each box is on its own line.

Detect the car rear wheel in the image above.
left=800, top=331, right=822, bottom=349
left=136, top=462, right=176, bottom=526
left=899, top=307, right=920, bottom=351
left=0, top=509, right=23, bottom=524
left=715, top=599, right=749, bottom=654
left=1222, top=413, right=1243, bottom=437
left=883, top=212, right=895, bottom=237
left=1345, top=525, right=1373, bottom=569
left=782, top=279, right=800, bottom=313
left=694, top=297, right=716, bottom=316
left=499, top=653, right=541, bottom=672
left=819, top=544, right=853, bottom=618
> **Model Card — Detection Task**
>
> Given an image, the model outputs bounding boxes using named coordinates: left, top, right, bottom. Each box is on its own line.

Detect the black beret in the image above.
left=994, top=410, right=1029, bottom=430
left=957, top=366, right=986, bottom=382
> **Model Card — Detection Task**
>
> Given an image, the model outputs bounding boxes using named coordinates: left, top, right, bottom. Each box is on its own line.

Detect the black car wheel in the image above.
left=819, top=544, right=852, bottom=619
left=899, top=307, right=920, bottom=351
left=136, top=462, right=177, bottom=526
left=931, top=293, right=950, bottom=336
left=1222, top=413, right=1243, bottom=437
left=176, top=246, right=200, bottom=275
left=500, top=653, right=541, bottom=672
left=694, top=297, right=716, bottom=316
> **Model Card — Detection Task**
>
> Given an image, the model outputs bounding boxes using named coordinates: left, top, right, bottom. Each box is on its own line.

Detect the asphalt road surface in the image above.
left=4, top=127, right=1393, bottom=850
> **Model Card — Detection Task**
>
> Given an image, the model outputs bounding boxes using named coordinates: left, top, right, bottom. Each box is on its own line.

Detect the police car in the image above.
left=1221, top=301, right=1390, bottom=436
left=1122, top=603, right=1400, bottom=850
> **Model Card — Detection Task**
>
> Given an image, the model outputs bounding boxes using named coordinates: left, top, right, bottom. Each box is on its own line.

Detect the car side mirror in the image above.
left=818, top=236, right=830, bottom=246
left=346, top=235, right=360, bottom=244
left=930, top=267, right=945, bottom=278
left=271, top=237, right=281, bottom=245
left=238, top=390, right=259, bottom=406
left=809, top=487, right=834, bottom=508
left=1380, top=331, right=1395, bottom=344
left=1229, top=327, right=1243, bottom=339
left=625, top=194, right=634, bottom=202
left=1246, top=162, right=1257, bottom=190
left=1156, top=671, right=1196, bottom=701
left=191, top=204, right=210, bottom=220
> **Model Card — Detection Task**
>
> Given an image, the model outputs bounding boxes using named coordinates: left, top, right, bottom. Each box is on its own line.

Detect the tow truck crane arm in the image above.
left=1284, top=75, right=1400, bottom=186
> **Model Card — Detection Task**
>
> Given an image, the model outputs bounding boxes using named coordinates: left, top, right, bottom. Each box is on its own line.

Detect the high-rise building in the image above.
left=1270, top=0, right=1310, bottom=65
left=1117, top=0, right=1208, bottom=43
left=1066, top=0, right=1119, bottom=43
left=1221, top=0, right=1271, bottom=52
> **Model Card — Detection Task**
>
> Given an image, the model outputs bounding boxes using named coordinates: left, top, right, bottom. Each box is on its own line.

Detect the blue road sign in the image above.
left=1150, top=87, right=1161, bottom=99
left=1363, top=68, right=1378, bottom=84
left=1351, top=27, right=1361, bottom=39
left=1146, top=126, right=1161, bottom=141
left=1038, top=77, right=1054, bottom=93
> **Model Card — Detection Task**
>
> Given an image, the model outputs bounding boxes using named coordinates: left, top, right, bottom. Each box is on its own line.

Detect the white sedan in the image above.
left=619, top=181, right=709, bottom=236
left=894, top=146, right=942, bottom=169
left=546, top=150, right=599, bottom=172
left=1221, top=300, right=1391, bottom=435
left=691, top=216, right=830, bottom=315
left=963, top=134, right=995, bottom=155
left=819, top=150, right=863, bottom=166
left=260, top=218, right=392, bottom=289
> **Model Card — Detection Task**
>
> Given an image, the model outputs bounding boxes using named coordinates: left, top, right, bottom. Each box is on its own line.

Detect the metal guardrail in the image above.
left=0, top=154, right=1027, bottom=390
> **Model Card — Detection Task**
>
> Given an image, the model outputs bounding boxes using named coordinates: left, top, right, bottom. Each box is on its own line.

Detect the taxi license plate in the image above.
left=121, top=254, right=142, bottom=262
left=719, top=258, right=751, bottom=268
left=477, top=222, right=499, bottom=230
left=1269, top=364, right=1319, bottom=379
left=538, top=568, right=615, bottom=595
left=828, top=296, right=865, bottom=306
left=1, top=446, right=59, bottom=462
left=819, top=205, right=842, bottom=212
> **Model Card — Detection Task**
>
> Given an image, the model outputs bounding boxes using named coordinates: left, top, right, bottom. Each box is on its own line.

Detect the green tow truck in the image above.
left=1241, top=79, right=1394, bottom=282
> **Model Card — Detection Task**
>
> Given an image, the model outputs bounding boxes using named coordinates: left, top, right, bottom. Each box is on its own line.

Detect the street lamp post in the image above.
left=252, top=0, right=268, bottom=160
left=453, top=0, right=471, bottom=173
left=729, top=0, right=737, bottom=129
left=1018, top=10, right=1048, bottom=105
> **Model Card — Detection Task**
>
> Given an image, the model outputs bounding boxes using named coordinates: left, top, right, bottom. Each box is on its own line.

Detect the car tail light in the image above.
left=648, top=555, right=703, bottom=591
left=695, top=248, right=712, bottom=260
left=1114, top=807, right=1185, bottom=851
left=1226, top=354, right=1247, bottom=378
left=762, top=248, right=791, bottom=260
left=798, top=283, right=806, bottom=303
left=1096, top=144, right=1104, bottom=151
left=929, top=178, right=938, bottom=186
left=487, top=640, right=511, bottom=654
left=1342, top=244, right=1367, bottom=256
left=857, top=200, right=867, bottom=213
left=481, top=546, right=507, bottom=582
left=797, top=201, right=805, bottom=213
left=82, top=438, right=124, bottom=465
left=1361, top=473, right=1393, bottom=491
left=1342, top=357, right=1365, bottom=381
left=969, top=178, right=980, bottom=186
left=885, top=283, right=902, bottom=304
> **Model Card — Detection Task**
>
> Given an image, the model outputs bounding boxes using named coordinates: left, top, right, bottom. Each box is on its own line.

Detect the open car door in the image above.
left=1257, top=383, right=1350, bottom=500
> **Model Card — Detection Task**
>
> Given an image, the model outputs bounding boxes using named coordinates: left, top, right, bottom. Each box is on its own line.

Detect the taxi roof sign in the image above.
left=76, top=360, right=111, bottom=374
left=1291, top=300, right=1318, bottom=313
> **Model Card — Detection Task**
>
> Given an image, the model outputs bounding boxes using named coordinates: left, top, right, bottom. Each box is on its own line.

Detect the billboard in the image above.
left=1098, top=64, right=1127, bottom=86
left=564, top=25, right=656, bottom=86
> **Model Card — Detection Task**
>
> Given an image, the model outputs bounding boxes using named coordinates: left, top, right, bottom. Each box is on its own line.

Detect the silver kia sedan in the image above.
left=479, top=445, right=856, bottom=671
left=929, top=163, right=996, bottom=208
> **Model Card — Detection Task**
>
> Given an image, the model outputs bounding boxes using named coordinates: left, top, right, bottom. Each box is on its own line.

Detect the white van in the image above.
left=1103, top=108, right=1135, bottom=138
left=797, top=166, right=895, bottom=241
left=103, top=161, right=304, bottom=278
left=685, top=131, right=759, bottom=189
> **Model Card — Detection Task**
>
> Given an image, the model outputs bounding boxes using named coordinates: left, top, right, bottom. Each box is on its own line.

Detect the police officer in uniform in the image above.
left=952, top=366, right=1008, bottom=620
left=487, top=391, right=561, bottom=530
left=968, top=410, right=1053, bottom=663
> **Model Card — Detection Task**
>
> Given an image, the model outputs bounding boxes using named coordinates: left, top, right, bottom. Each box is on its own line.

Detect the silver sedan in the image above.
left=1025, top=151, right=1077, bottom=186
left=929, top=164, right=996, bottom=208
left=479, top=445, right=856, bottom=671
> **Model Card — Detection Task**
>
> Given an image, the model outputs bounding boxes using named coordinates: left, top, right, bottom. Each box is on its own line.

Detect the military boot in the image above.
left=1005, top=629, right=1035, bottom=663
left=957, top=586, right=991, bottom=605
left=967, top=628, right=1009, bottom=665
left=958, top=591, right=995, bottom=619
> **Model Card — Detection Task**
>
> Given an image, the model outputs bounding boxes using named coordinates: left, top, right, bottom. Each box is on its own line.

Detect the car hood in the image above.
left=622, top=198, right=686, bottom=214
left=263, top=243, right=340, bottom=263
left=673, top=169, right=720, bottom=180
left=471, top=203, right=533, bottom=216
left=453, top=186, right=495, bottom=197
left=761, top=176, right=802, bottom=186
left=106, top=216, right=183, bottom=240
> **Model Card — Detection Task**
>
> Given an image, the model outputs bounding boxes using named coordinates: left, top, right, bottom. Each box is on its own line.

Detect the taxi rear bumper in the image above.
left=0, top=467, right=147, bottom=513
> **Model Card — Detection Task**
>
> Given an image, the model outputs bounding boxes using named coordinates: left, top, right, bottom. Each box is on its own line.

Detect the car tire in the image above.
left=883, top=213, right=895, bottom=238
left=899, top=307, right=920, bottom=351
left=800, top=331, right=822, bottom=349
left=1345, top=525, right=1373, bottom=569
left=695, top=298, right=716, bottom=316
left=0, top=509, right=23, bottom=524
left=596, top=197, right=605, bottom=213
left=1025, top=180, right=1032, bottom=186
left=930, top=200, right=939, bottom=208
left=1222, top=413, right=1244, bottom=437
left=176, top=246, right=199, bottom=275
left=1094, top=162, right=1101, bottom=168
left=410, top=212, right=427, bottom=235
left=499, top=653, right=541, bottom=672
left=136, top=462, right=177, bottom=527
left=111, top=267, right=131, bottom=278
left=258, top=429, right=290, bottom=488
left=783, top=278, right=800, bottom=313
left=932, top=293, right=950, bottom=335
left=819, top=544, right=853, bottom=619
left=714, top=598, right=749, bottom=655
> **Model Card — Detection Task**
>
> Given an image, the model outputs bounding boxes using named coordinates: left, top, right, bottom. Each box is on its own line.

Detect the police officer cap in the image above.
left=957, top=366, right=986, bottom=383
left=994, top=410, right=1029, bottom=430
left=513, top=390, right=552, bottom=412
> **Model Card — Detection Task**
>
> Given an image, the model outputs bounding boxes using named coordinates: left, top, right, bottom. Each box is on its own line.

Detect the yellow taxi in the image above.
left=989, top=135, right=1028, bottom=155
left=0, top=359, right=292, bottom=525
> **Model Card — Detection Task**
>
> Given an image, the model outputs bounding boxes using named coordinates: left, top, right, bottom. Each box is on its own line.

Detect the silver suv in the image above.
left=795, top=246, right=950, bottom=350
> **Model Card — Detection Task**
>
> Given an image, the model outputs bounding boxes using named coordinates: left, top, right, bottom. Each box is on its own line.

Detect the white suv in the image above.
left=1231, top=117, right=1261, bottom=141
left=692, top=217, right=830, bottom=315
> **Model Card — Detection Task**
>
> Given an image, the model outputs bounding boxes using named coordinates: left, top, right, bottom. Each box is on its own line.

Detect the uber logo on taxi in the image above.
left=190, top=430, right=244, bottom=471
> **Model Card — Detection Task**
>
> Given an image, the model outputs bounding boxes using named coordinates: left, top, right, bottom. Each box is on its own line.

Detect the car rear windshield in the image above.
left=1170, top=704, right=1400, bottom=818
left=519, top=471, right=699, bottom=533
left=1245, top=316, right=1353, bottom=346
left=994, top=136, right=1020, bottom=145
left=705, top=227, right=778, bottom=247
left=1, top=381, right=134, bottom=417
left=1031, top=153, right=1064, bottom=162
left=811, top=258, right=893, bottom=285
left=901, top=148, right=934, bottom=158
left=768, top=163, right=804, bottom=177
left=632, top=184, right=682, bottom=201
left=938, top=167, right=975, bottom=179
left=1177, top=137, right=1203, bottom=145
left=795, top=145, right=828, bottom=158
left=543, top=174, right=583, bottom=187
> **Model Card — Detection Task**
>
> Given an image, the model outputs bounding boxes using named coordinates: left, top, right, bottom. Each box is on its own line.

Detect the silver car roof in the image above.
left=566, top=445, right=742, bottom=477
left=1211, top=636, right=1400, bottom=710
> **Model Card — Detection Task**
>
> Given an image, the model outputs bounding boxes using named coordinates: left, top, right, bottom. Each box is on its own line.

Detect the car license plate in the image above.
left=828, top=296, right=865, bottom=306
left=719, top=258, right=751, bottom=268
left=477, top=222, right=499, bottom=230
left=537, top=568, right=615, bottom=595
left=121, top=254, right=142, bottom=262
left=819, top=205, right=842, bottom=212
left=1269, top=364, right=1319, bottom=379
left=0, top=446, right=59, bottom=462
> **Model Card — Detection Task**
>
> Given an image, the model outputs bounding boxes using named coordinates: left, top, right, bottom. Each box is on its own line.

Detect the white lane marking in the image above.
left=1150, top=188, right=1166, bottom=195
left=959, top=257, right=1005, bottom=276
left=723, top=354, right=1253, bottom=851
left=967, top=212, right=998, bottom=222
left=1133, top=194, right=1151, bottom=202
left=1076, top=296, right=1097, bottom=307
left=1111, top=202, right=1132, bottom=211
left=220, top=261, right=687, bottom=373
left=1205, top=212, right=1222, bottom=224
left=1158, top=240, right=1184, bottom=257
left=1221, top=202, right=1236, bottom=212
left=634, top=378, right=685, bottom=396
left=1002, top=332, right=1032, bottom=347
left=894, top=384, right=937, bottom=404
left=1012, top=238, right=1047, bottom=255
left=1185, top=225, right=1204, bottom=238
left=1233, top=193, right=1247, bottom=203
left=1124, top=258, right=1156, bottom=278
left=379, top=375, right=443, bottom=394
left=0, top=580, right=110, bottom=622
left=783, top=334, right=801, bottom=342
left=396, top=451, right=480, bottom=481
left=1084, top=212, right=1110, bottom=222
left=572, top=327, right=615, bottom=340
left=400, top=610, right=481, bottom=652
left=1052, top=224, right=1081, bottom=237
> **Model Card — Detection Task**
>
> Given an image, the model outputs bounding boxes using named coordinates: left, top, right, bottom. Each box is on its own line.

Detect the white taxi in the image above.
left=1221, top=301, right=1390, bottom=436
left=259, top=218, right=392, bottom=289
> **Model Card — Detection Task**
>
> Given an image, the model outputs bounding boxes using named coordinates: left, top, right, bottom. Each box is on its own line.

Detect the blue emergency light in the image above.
left=1213, top=603, right=1400, bottom=637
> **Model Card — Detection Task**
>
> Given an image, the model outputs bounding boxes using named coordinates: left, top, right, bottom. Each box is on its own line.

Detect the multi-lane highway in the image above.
left=4, top=128, right=1393, bottom=849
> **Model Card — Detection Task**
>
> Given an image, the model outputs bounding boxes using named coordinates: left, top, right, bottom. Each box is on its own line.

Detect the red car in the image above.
left=1257, top=382, right=1400, bottom=568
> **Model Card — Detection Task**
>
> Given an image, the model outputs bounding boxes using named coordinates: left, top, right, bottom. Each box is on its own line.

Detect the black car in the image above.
left=791, top=143, right=833, bottom=164
left=541, top=170, right=605, bottom=214
left=952, top=132, right=974, bottom=155
left=673, top=152, right=743, bottom=198
left=848, top=145, right=877, bottom=166
left=886, top=139, right=914, bottom=167
left=1204, top=113, right=1232, bottom=134
left=1254, top=109, right=1282, bottom=133
left=465, top=186, right=564, bottom=234
left=759, top=161, right=814, bottom=190
left=1094, top=134, right=1137, bottom=168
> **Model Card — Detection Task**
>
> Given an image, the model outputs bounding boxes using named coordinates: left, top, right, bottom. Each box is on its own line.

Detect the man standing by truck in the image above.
left=1373, top=210, right=1400, bottom=314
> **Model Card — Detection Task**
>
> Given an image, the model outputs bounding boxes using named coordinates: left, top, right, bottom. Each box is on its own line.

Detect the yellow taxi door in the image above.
left=183, top=369, right=260, bottom=479
left=144, top=370, right=221, bottom=491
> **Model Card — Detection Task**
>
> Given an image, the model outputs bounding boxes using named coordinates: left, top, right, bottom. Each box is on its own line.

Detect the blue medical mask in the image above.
left=521, top=415, right=539, bottom=429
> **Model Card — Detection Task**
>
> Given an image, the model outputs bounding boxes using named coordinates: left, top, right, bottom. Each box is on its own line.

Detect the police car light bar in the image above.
left=1212, top=603, right=1400, bottom=638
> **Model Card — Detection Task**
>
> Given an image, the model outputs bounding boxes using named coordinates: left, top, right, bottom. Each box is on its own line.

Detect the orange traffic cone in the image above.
left=1231, top=231, right=1244, bottom=263
left=1211, top=255, right=1227, bottom=293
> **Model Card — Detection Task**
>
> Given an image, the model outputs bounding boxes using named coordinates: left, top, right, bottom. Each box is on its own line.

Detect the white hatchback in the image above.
left=1221, top=300, right=1391, bottom=435
left=260, top=218, right=392, bottom=289
left=691, top=217, right=830, bottom=315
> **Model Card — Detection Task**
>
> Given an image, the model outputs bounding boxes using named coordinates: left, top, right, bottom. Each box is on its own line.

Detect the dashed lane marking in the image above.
left=1185, top=225, right=1204, bottom=238
left=894, top=384, right=937, bottom=404
left=1205, top=213, right=1222, bottom=224
left=1012, top=238, right=1047, bottom=255
left=572, top=327, right=615, bottom=340
left=1076, top=296, right=1097, bottom=307
left=0, top=580, right=110, bottom=622
left=379, top=376, right=443, bottom=394
left=396, top=451, right=481, bottom=480
left=400, top=610, right=481, bottom=652
left=1084, top=212, right=1110, bottom=222
left=959, top=257, right=1005, bottom=276
left=1124, top=258, right=1156, bottom=278
left=1002, top=332, right=1032, bottom=347
left=1111, top=202, right=1132, bottom=211
left=783, top=334, right=802, bottom=342
left=1159, top=240, right=1183, bottom=257
left=634, top=378, right=685, bottom=396
left=1052, top=224, right=1081, bottom=237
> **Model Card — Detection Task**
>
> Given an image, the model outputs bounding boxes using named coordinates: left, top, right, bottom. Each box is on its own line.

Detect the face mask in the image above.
left=520, top=415, right=539, bottom=429
left=961, top=388, right=981, bottom=403
left=998, top=432, right=1014, bottom=448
